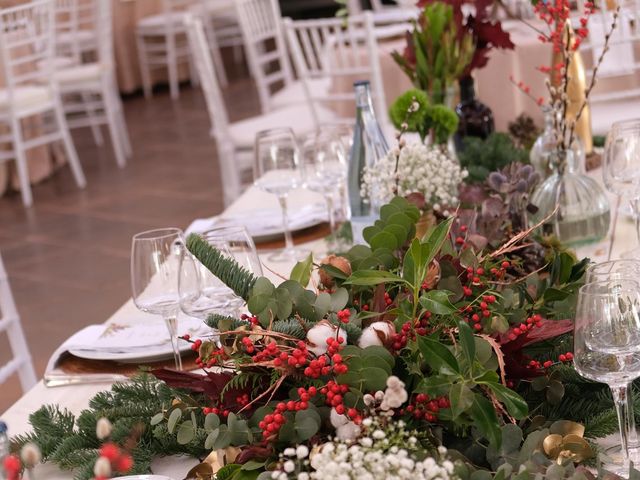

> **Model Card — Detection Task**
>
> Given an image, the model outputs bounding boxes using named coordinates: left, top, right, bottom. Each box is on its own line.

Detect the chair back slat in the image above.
left=0, top=251, right=37, bottom=392
left=234, top=0, right=294, bottom=112
left=0, top=0, right=55, bottom=94
left=283, top=12, right=387, bottom=122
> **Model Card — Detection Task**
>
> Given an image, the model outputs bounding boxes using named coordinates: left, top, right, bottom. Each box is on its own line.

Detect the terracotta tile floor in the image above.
left=0, top=75, right=260, bottom=412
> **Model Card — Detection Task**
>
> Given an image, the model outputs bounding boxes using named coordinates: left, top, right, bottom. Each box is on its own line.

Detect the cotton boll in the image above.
left=336, top=421, right=361, bottom=442
left=94, top=457, right=112, bottom=478
left=330, top=408, right=349, bottom=428
left=307, top=321, right=347, bottom=356
left=358, top=322, right=395, bottom=348
left=20, top=443, right=41, bottom=467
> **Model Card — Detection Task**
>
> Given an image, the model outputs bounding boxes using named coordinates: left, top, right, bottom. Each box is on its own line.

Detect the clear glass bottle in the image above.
left=529, top=148, right=610, bottom=246
left=529, top=107, right=557, bottom=179
left=347, top=81, right=389, bottom=239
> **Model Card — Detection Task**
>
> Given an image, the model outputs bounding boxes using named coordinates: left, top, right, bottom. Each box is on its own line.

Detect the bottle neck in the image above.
left=354, top=83, right=374, bottom=111
left=459, top=76, right=475, bottom=103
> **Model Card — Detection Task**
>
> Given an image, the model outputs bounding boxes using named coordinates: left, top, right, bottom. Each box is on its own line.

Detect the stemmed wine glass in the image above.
left=574, top=279, right=640, bottom=474
left=253, top=128, right=307, bottom=262
left=318, top=123, right=354, bottom=223
left=302, top=129, right=348, bottom=249
left=586, top=260, right=640, bottom=455
left=131, top=228, right=185, bottom=370
left=179, top=226, right=262, bottom=321
left=604, top=119, right=640, bottom=258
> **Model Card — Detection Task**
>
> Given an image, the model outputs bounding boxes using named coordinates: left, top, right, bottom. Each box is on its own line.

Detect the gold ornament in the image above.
left=550, top=19, right=593, bottom=154
left=542, top=421, right=593, bottom=465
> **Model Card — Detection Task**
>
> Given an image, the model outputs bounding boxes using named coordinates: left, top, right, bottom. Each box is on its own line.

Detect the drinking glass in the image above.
left=318, top=123, right=354, bottom=223
left=586, top=260, right=640, bottom=454
left=574, top=279, right=640, bottom=474
left=179, top=226, right=262, bottom=321
left=253, top=128, right=307, bottom=262
left=302, top=129, right=348, bottom=243
left=131, top=228, right=184, bottom=370
left=604, top=119, right=640, bottom=258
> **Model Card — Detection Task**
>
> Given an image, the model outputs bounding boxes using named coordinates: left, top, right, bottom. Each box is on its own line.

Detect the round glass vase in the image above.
left=529, top=149, right=610, bottom=247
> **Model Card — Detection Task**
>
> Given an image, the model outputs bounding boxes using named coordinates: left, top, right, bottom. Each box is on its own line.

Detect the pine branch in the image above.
left=186, top=234, right=258, bottom=301
left=271, top=318, right=316, bottom=339
left=206, top=313, right=249, bottom=331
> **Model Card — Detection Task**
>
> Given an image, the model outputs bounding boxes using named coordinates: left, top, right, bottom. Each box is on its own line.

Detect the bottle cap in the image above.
left=0, top=421, right=7, bottom=434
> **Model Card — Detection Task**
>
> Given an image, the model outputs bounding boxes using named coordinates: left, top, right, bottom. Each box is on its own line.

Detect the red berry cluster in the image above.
left=507, top=314, right=543, bottom=341
left=196, top=347, right=226, bottom=369
left=2, top=455, right=21, bottom=480
left=383, top=292, right=393, bottom=306
left=240, top=313, right=260, bottom=325
left=390, top=312, right=431, bottom=351
left=304, top=355, right=330, bottom=378
left=260, top=387, right=317, bottom=440
left=461, top=294, right=497, bottom=332
left=236, top=393, right=250, bottom=406
left=337, top=309, right=351, bottom=324
left=403, top=393, right=450, bottom=423
left=97, top=443, right=134, bottom=478
left=540, top=352, right=574, bottom=369
left=247, top=340, right=309, bottom=369
left=322, top=380, right=349, bottom=410
left=202, top=406, right=230, bottom=417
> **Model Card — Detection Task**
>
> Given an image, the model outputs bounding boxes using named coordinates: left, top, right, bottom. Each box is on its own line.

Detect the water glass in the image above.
left=179, top=226, right=262, bottom=321
left=253, top=128, right=307, bottom=262
left=131, top=228, right=184, bottom=370
left=574, top=279, right=640, bottom=474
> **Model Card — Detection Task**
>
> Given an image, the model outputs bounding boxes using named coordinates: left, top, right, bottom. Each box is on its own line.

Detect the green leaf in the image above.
left=167, top=408, right=182, bottom=434
left=241, top=460, right=267, bottom=471
left=362, top=367, right=389, bottom=391
left=417, top=376, right=451, bottom=396
left=458, top=320, right=475, bottom=366
left=362, top=345, right=395, bottom=369
left=150, top=413, right=164, bottom=426
left=330, top=288, right=349, bottom=312
left=449, top=382, right=474, bottom=418
left=204, top=413, right=220, bottom=432
left=418, top=336, right=460, bottom=374
left=295, top=410, right=320, bottom=441
left=344, top=270, right=406, bottom=286
left=420, top=290, right=457, bottom=315
left=422, top=216, right=454, bottom=260
left=470, top=394, right=501, bottom=447
left=370, top=231, right=398, bottom=251
left=363, top=225, right=383, bottom=244
left=484, top=382, right=529, bottom=419
left=176, top=420, right=195, bottom=445
left=290, top=254, right=313, bottom=287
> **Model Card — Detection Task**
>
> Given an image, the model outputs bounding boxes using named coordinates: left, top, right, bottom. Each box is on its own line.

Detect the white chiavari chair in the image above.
left=185, top=14, right=334, bottom=205
left=0, top=0, right=86, bottom=207
left=234, top=0, right=330, bottom=113
left=136, top=0, right=198, bottom=100
left=53, top=0, right=97, bottom=63
left=53, top=0, right=132, bottom=167
left=283, top=12, right=388, bottom=125
left=581, top=2, right=640, bottom=133
left=0, top=251, right=37, bottom=393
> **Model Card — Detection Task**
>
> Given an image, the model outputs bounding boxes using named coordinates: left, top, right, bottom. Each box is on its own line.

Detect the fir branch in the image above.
left=186, top=234, right=258, bottom=301
left=206, top=313, right=249, bottom=331
left=221, top=372, right=263, bottom=400
left=342, top=322, right=363, bottom=344
left=271, top=318, right=316, bottom=339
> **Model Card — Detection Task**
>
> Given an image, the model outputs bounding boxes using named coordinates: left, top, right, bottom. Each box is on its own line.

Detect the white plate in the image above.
left=113, top=476, right=175, bottom=480
left=69, top=340, right=194, bottom=363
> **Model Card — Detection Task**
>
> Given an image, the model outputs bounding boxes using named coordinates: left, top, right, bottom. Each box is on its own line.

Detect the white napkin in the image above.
left=186, top=203, right=328, bottom=238
left=46, top=318, right=209, bottom=371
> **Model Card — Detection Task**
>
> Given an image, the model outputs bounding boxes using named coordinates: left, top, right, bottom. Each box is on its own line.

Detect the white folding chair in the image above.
left=581, top=5, right=640, bottom=134
left=185, top=14, right=334, bottom=205
left=136, top=0, right=198, bottom=100
left=53, top=0, right=132, bottom=168
left=283, top=12, right=388, bottom=125
left=0, top=0, right=86, bottom=207
left=0, top=251, right=37, bottom=393
left=234, top=0, right=330, bottom=113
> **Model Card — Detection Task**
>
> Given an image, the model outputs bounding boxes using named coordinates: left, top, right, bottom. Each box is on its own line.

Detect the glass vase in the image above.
left=529, top=149, right=610, bottom=247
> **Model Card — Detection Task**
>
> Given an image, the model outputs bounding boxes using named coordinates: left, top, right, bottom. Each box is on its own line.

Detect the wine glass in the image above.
left=604, top=119, right=640, bottom=258
left=574, top=279, right=640, bottom=474
left=586, top=260, right=640, bottom=455
left=318, top=123, right=354, bottom=223
left=179, top=226, right=262, bottom=321
left=131, top=228, right=184, bottom=370
left=253, top=128, right=307, bottom=262
left=302, top=129, right=348, bottom=248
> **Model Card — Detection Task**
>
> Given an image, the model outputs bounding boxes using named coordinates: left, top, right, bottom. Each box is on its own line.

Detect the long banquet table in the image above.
left=0, top=176, right=636, bottom=478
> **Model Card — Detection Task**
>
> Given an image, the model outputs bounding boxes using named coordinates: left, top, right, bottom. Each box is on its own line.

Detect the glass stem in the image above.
left=278, top=195, right=294, bottom=252
left=612, top=384, right=632, bottom=468
left=164, top=314, right=183, bottom=371
left=632, top=198, right=640, bottom=247
left=326, top=194, right=336, bottom=234
left=627, top=382, right=640, bottom=450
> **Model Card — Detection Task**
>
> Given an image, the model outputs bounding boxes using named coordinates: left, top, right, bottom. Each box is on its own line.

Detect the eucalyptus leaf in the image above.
left=167, top=408, right=182, bottom=434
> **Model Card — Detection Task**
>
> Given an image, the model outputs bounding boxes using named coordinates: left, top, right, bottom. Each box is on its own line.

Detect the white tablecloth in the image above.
left=0, top=180, right=635, bottom=479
